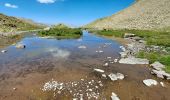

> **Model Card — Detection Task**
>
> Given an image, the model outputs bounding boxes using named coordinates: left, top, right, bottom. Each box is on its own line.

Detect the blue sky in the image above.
left=0, top=0, right=134, bottom=26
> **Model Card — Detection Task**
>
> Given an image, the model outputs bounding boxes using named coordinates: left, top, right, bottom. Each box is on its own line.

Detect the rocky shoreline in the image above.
left=117, top=33, right=170, bottom=80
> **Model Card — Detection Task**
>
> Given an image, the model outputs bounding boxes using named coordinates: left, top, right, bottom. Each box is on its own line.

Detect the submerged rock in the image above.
left=103, top=62, right=109, bottom=67
left=143, top=79, right=158, bottom=87
left=78, top=45, right=87, bottom=49
left=15, top=44, right=26, bottom=49
left=151, top=61, right=165, bottom=71
left=119, top=57, right=149, bottom=64
left=1, top=50, right=7, bottom=53
left=108, top=73, right=124, bottom=81
left=111, top=92, right=120, bottom=100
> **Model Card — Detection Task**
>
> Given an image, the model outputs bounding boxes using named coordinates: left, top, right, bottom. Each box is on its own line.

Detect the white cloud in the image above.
left=4, top=3, right=18, bottom=8
left=37, top=0, right=56, bottom=4
left=37, top=0, right=64, bottom=4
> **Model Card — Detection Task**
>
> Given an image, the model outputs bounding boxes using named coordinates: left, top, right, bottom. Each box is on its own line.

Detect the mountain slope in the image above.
left=0, top=13, right=45, bottom=32
left=85, top=0, right=170, bottom=31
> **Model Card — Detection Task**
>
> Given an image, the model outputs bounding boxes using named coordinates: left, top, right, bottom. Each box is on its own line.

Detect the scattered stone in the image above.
left=119, top=52, right=127, bottom=58
left=160, top=82, right=165, bottom=87
left=78, top=45, right=87, bottom=49
left=116, top=73, right=125, bottom=80
left=1, top=50, right=7, bottom=53
left=108, top=73, right=125, bottom=81
left=96, top=50, right=104, bottom=53
left=13, top=88, right=17, bottom=90
left=94, top=69, right=105, bottom=73
left=111, top=92, right=120, bottom=100
left=107, top=57, right=112, bottom=59
left=124, top=33, right=135, bottom=38
left=15, top=44, right=26, bottom=49
left=151, top=62, right=165, bottom=71
left=103, top=62, right=109, bottom=67
left=143, top=79, right=158, bottom=87
left=114, top=59, right=118, bottom=63
left=120, top=46, right=126, bottom=52
left=102, top=74, right=107, bottom=78
left=119, top=57, right=149, bottom=64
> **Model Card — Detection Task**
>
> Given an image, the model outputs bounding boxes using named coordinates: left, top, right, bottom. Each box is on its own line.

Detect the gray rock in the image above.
left=119, top=52, right=127, bottom=58
left=151, top=69, right=170, bottom=80
left=16, top=44, right=26, bottom=49
left=151, top=61, right=165, bottom=71
left=143, top=79, right=158, bottom=87
left=119, top=57, right=149, bottom=64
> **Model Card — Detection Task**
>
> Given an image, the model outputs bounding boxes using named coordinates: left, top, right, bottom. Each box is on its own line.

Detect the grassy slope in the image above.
left=85, top=0, right=170, bottom=31
left=0, top=13, right=45, bottom=32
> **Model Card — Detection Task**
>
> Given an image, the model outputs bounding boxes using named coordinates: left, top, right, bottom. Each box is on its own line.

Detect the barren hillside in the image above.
left=85, top=0, right=170, bottom=31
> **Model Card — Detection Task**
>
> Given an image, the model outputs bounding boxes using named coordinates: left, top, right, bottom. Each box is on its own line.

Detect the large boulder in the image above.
left=151, top=61, right=165, bottom=71
left=151, top=69, right=170, bottom=80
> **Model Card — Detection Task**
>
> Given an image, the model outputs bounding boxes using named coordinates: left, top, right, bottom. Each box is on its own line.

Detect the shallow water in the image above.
left=0, top=31, right=169, bottom=100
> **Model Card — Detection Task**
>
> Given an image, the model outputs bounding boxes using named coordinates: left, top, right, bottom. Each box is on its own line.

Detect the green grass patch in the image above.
left=136, top=51, right=170, bottom=73
left=38, top=26, right=82, bottom=39
left=88, top=29, right=170, bottom=46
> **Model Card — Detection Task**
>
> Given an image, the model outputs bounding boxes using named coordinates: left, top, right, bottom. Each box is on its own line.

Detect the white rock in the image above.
left=116, top=73, right=125, bottom=80
left=15, top=44, right=26, bottom=49
left=143, top=79, right=158, bottom=87
left=119, top=57, right=149, bottom=64
left=78, top=45, right=87, bottom=49
left=160, top=82, right=165, bottom=87
left=114, top=59, right=118, bottom=63
left=111, top=92, right=120, bottom=100
left=99, top=50, right=103, bottom=53
left=103, top=63, right=109, bottom=66
left=108, top=73, right=125, bottom=81
left=107, top=57, right=112, bottom=59
left=108, top=74, right=118, bottom=81
left=151, top=62, right=165, bottom=71
left=102, top=74, right=107, bottom=78
left=1, top=50, right=7, bottom=53
left=94, top=69, right=105, bottom=73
